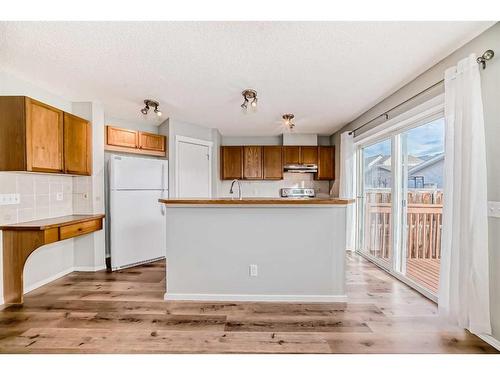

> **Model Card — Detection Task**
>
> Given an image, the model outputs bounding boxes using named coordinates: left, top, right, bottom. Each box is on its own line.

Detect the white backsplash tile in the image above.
left=218, top=173, right=331, bottom=198
left=0, top=172, right=75, bottom=226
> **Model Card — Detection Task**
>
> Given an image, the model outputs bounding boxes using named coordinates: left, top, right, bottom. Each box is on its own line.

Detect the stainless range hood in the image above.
left=283, top=163, right=318, bottom=173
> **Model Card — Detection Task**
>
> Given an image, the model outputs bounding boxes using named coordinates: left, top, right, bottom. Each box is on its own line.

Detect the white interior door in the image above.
left=177, top=138, right=212, bottom=198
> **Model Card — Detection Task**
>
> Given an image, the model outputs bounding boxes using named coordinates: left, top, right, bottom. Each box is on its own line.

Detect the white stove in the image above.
left=279, top=188, right=316, bottom=198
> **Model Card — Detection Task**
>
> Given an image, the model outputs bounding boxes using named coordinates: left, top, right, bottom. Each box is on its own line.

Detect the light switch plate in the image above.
left=56, top=192, right=64, bottom=201
left=0, top=193, right=20, bottom=205
left=488, top=201, right=500, bottom=218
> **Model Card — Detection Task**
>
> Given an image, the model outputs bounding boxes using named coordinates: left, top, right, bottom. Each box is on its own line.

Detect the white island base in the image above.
left=161, top=199, right=349, bottom=303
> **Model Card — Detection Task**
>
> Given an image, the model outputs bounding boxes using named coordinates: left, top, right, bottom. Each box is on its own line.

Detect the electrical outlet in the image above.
left=0, top=193, right=20, bottom=205
left=488, top=201, right=500, bottom=218
left=249, top=264, right=258, bottom=277
left=56, top=192, right=64, bottom=201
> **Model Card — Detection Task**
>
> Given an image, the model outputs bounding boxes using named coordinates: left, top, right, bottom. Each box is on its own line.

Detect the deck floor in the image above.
left=0, top=253, right=496, bottom=354
left=407, top=258, right=440, bottom=294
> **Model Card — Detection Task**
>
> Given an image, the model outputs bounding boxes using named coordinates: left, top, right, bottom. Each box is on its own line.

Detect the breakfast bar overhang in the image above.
left=159, top=198, right=353, bottom=302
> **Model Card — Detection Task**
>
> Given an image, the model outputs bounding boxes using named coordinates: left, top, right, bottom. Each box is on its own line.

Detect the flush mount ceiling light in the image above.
left=140, top=99, right=162, bottom=117
left=240, top=89, right=258, bottom=110
left=282, top=113, right=295, bottom=130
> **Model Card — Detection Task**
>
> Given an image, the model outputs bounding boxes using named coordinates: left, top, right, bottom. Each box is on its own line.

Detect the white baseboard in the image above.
left=164, top=293, right=348, bottom=303
left=19, top=264, right=106, bottom=296
left=23, top=267, right=75, bottom=294
left=477, top=334, right=500, bottom=351
left=73, top=264, right=106, bottom=272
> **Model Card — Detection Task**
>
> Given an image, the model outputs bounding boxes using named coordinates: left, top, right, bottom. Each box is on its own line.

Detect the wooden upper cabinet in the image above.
left=26, top=98, right=64, bottom=173
left=138, top=132, right=165, bottom=152
left=0, top=96, right=92, bottom=175
left=243, top=146, right=263, bottom=180
left=316, top=146, right=335, bottom=180
left=300, top=146, right=318, bottom=165
left=221, top=146, right=243, bottom=180
left=106, top=126, right=138, bottom=149
left=105, top=126, right=166, bottom=157
left=64, top=112, right=92, bottom=175
left=283, top=146, right=300, bottom=165
left=263, top=146, right=283, bottom=180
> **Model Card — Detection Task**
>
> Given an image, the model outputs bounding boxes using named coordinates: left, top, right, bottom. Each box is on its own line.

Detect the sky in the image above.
left=364, top=118, right=445, bottom=158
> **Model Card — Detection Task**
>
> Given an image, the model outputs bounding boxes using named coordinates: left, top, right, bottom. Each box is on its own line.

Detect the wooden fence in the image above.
left=364, top=189, right=443, bottom=260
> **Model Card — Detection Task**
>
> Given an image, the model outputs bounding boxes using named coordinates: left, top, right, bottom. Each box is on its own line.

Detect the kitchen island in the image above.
left=159, top=197, right=353, bottom=302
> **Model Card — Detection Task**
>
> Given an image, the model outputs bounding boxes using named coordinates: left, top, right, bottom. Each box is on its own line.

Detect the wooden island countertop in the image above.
left=159, top=197, right=354, bottom=205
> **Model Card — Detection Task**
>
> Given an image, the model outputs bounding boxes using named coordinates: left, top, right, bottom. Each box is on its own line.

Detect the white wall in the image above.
left=72, top=102, right=106, bottom=271
left=332, top=22, right=500, bottom=343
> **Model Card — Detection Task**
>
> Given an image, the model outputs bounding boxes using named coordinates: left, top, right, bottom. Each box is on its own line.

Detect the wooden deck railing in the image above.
left=364, top=190, right=443, bottom=261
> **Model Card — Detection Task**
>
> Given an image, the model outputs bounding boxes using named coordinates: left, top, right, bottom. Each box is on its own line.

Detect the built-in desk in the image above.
left=0, top=214, right=105, bottom=305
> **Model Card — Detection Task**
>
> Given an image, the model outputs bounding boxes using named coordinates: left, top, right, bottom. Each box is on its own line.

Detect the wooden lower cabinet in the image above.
left=243, top=146, right=263, bottom=179
left=220, top=146, right=243, bottom=180
left=263, top=146, right=283, bottom=180
left=64, top=113, right=92, bottom=175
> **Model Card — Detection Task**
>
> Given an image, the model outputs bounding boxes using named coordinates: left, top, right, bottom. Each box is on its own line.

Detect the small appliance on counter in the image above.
left=280, top=187, right=316, bottom=198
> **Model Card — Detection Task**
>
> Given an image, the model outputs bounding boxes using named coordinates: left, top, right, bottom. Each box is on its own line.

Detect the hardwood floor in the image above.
left=0, top=253, right=497, bottom=354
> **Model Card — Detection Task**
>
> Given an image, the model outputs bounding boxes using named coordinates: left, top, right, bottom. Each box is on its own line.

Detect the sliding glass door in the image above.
left=400, top=118, right=445, bottom=294
left=358, top=138, right=393, bottom=268
left=356, top=113, right=444, bottom=299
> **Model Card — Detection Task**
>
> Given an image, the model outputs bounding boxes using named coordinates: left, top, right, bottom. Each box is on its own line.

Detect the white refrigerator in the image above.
left=108, top=155, right=168, bottom=270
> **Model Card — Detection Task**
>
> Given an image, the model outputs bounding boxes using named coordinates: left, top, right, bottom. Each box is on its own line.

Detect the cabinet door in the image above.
left=300, top=146, right=318, bottom=165
left=283, top=146, right=300, bottom=164
left=243, top=146, right=263, bottom=179
left=64, top=113, right=92, bottom=175
left=25, top=98, right=63, bottom=172
left=221, top=146, right=243, bottom=180
left=263, top=146, right=283, bottom=180
left=316, top=146, right=335, bottom=180
left=138, top=132, right=165, bottom=152
left=106, top=126, right=138, bottom=148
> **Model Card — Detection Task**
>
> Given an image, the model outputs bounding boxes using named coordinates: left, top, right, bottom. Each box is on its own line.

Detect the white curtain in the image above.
left=339, top=131, right=356, bottom=251
left=439, top=54, right=491, bottom=335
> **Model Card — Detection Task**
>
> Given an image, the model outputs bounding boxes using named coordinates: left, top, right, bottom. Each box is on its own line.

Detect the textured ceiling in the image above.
left=0, top=21, right=494, bottom=135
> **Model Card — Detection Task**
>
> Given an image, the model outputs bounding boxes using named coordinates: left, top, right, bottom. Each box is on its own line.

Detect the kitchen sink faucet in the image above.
left=229, top=179, right=242, bottom=200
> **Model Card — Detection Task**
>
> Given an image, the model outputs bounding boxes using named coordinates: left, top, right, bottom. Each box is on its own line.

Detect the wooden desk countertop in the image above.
left=0, top=214, right=105, bottom=231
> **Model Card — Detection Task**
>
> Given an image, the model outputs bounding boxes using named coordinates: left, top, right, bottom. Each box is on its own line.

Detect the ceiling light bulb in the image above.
left=155, top=109, right=162, bottom=117
left=251, top=98, right=257, bottom=108
left=241, top=100, right=248, bottom=109
left=141, top=106, right=149, bottom=115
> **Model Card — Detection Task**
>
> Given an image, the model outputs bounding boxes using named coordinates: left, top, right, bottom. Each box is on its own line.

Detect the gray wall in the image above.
left=332, top=22, right=500, bottom=342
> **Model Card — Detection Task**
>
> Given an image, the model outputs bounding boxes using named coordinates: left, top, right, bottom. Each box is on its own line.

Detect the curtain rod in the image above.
left=348, top=49, right=495, bottom=136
